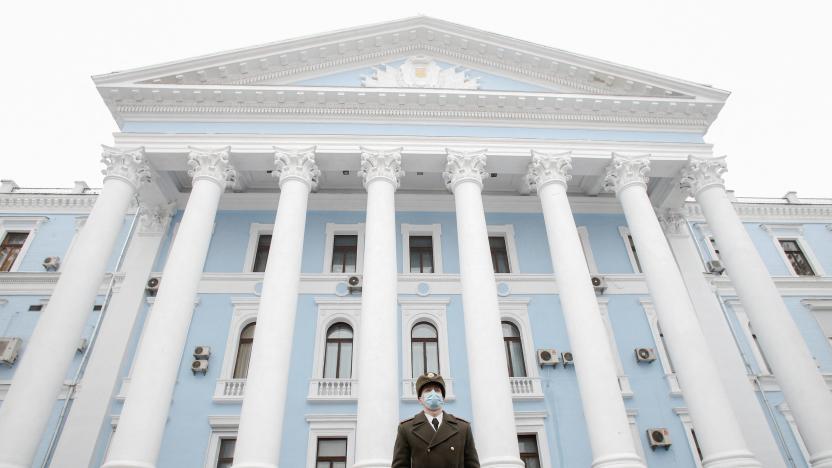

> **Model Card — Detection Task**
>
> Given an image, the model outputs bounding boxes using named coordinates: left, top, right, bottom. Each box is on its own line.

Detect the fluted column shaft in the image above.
left=0, top=147, right=149, bottom=468
left=103, top=147, right=235, bottom=468
left=528, top=151, right=644, bottom=468
left=233, top=148, right=319, bottom=468
left=683, top=156, right=832, bottom=468
left=605, top=154, right=759, bottom=468
left=353, top=148, right=402, bottom=468
left=445, top=150, right=523, bottom=468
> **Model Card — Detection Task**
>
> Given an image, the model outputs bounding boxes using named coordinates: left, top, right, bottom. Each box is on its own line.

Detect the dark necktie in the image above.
left=432, top=417, right=439, bottom=431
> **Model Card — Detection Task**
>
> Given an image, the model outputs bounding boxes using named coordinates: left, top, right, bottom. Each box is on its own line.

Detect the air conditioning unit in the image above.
left=42, top=256, right=61, bottom=271
left=193, top=346, right=211, bottom=359
left=706, top=259, right=725, bottom=274
left=537, top=349, right=559, bottom=367
left=591, top=275, right=606, bottom=294
left=145, top=277, right=161, bottom=296
left=77, top=338, right=88, bottom=353
left=191, top=359, right=208, bottom=375
left=347, top=275, right=362, bottom=293
left=0, top=337, right=23, bottom=366
left=635, top=347, right=657, bottom=363
left=646, top=428, right=672, bottom=450
left=561, top=351, right=574, bottom=366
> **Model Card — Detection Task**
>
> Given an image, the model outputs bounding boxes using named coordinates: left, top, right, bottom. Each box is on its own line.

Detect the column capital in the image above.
left=187, top=146, right=237, bottom=188
left=137, top=202, right=175, bottom=236
left=274, top=146, right=320, bottom=190
left=526, top=150, right=572, bottom=192
left=603, top=153, right=651, bottom=193
left=680, top=155, right=727, bottom=197
left=657, top=209, right=689, bottom=237
left=358, top=147, right=404, bottom=189
left=101, top=145, right=151, bottom=190
left=443, top=148, right=487, bottom=191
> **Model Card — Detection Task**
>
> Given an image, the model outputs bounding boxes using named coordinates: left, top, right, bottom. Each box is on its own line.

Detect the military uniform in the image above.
left=391, top=411, right=480, bottom=468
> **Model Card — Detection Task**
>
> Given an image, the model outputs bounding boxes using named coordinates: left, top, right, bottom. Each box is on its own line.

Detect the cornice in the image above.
left=0, top=194, right=98, bottom=212
left=685, top=201, right=832, bottom=221
left=713, top=275, right=832, bottom=297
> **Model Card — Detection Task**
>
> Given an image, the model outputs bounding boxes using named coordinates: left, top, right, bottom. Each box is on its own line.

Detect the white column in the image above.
left=353, top=147, right=403, bottom=468
left=444, top=149, right=523, bottom=468
left=604, top=154, right=760, bottom=468
left=52, top=203, right=173, bottom=468
left=103, top=147, right=235, bottom=468
left=233, top=147, right=319, bottom=468
left=0, top=146, right=149, bottom=468
left=682, top=156, right=832, bottom=468
left=527, top=151, right=645, bottom=468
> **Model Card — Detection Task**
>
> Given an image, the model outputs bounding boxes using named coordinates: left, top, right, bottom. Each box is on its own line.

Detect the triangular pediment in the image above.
left=93, top=16, right=727, bottom=101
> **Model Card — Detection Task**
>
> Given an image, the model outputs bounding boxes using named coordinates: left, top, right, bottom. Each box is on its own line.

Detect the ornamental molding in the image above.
left=680, top=154, right=727, bottom=197
left=684, top=202, right=832, bottom=221
left=657, top=209, right=688, bottom=237
left=101, top=145, right=151, bottom=190
left=362, top=55, right=479, bottom=89
left=443, top=148, right=488, bottom=191
left=274, top=146, right=321, bottom=190
left=358, top=147, right=404, bottom=188
left=0, top=194, right=98, bottom=211
left=526, top=150, right=572, bottom=192
left=187, top=146, right=237, bottom=187
left=603, top=153, right=651, bottom=193
left=137, top=202, right=175, bottom=236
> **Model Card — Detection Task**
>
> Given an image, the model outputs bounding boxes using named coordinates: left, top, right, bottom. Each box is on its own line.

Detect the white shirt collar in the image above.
left=423, top=411, right=443, bottom=430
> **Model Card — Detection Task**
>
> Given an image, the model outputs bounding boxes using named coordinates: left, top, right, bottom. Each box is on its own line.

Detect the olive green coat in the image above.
left=392, top=411, right=480, bottom=468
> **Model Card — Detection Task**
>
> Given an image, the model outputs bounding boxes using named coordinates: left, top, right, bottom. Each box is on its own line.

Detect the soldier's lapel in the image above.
left=412, top=414, right=434, bottom=445
left=429, top=414, right=459, bottom=448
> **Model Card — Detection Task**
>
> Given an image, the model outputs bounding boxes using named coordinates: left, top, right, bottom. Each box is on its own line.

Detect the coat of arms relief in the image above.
left=361, top=56, right=480, bottom=90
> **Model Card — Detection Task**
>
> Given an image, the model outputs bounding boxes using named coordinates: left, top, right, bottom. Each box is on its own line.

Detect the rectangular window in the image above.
left=779, top=239, right=815, bottom=276
left=331, top=235, right=358, bottom=273
left=215, top=438, right=235, bottom=468
left=517, top=434, right=541, bottom=468
left=316, top=437, right=348, bottom=468
left=690, top=428, right=704, bottom=463
left=627, top=234, right=643, bottom=273
left=409, top=236, right=434, bottom=273
left=252, top=234, right=271, bottom=272
left=490, top=236, right=510, bottom=273
left=0, top=232, right=28, bottom=272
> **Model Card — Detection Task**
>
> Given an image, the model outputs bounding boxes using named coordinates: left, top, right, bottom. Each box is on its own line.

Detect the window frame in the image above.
left=514, top=411, right=553, bottom=468
left=203, top=416, right=239, bottom=468
left=673, top=409, right=705, bottom=468
left=214, top=299, right=259, bottom=401
left=694, top=224, right=720, bottom=262
left=618, top=226, right=642, bottom=274
left=597, top=298, right=633, bottom=397
left=639, top=299, right=681, bottom=395
left=0, top=217, right=47, bottom=272
left=500, top=299, right=543, bottom=399
left=309, top=298, right=361, bottom=400
left=725, top=299, right=771, bottom=375
left=626, top=410, right=647, bottom=462
left=400, top=298, right=454, bottom=400
left=322, top=322, right=354, bottom=379
left=760, top=224, right=825, bottom=277
left=410, top=321, right=439, bottom=377
left=314, top=437, right=348, bottom=468
left=242, top=223, right=274, bottom=272
left=502, top=321, right=527, bottom=378
left=232, top=322, right=256, bottom=379
left=487, top=225, right=520, bottom=274
left=401, top=223, right=443, bottom=274
left=323, top=223, right=365, bottom=274
left=305, top=414, right=356, bottom=468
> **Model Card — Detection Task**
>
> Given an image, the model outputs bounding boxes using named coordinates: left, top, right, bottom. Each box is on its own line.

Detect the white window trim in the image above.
left=211, top=298, right=260, bottom=401
left=0, top=217, right=48, bottom=272
left=515, top=411, right=553, bottom=468
left=400, top=298, right=454, bottom=400
left=694, top=224, right=720, bottom=262
left=626, top=409, right=647, bottom=462
left=725, top=299, right=771, bottom=375
left=598, top=298, right=633, bottom=397
left=305, top=414, right=357, bottom=468
left=639, top=299, right=681, bottom=395
left=308, top=298, right=362, bottom=400
left=401, top=223, right=443, bottom=274
left=803, top=299, right=832, bottom=353
left=488, top=224, right=520, bottom=274
left=323, top=223, right=365, bottom=274
left=62, top=216, right=88, bottom=268
left=204, top=416, right=239, bottom=468
left=777, top=403, right=811, bottom=466
left=500, top=298, right=543, bottom=399
left=576, top=226, right=599, bottom=274
left=673, top=408, right=704, bottom=468
left=618, top=226, right=641, bottom=274
left=242, top=223, right=274, bottom=272
left=761, top=224, right=826, bottom=277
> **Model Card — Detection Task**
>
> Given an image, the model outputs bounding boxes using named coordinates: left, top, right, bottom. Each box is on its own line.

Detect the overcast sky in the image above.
left=2, top=0, right=829, bottom=198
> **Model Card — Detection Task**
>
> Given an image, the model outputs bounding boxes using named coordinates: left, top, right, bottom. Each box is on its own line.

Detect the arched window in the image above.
left=411, top=322, right=439, bottom=377
left=323, top=322, right=353, bottom=379
left=502, top=321, right=527, bottom=378
left=233, top=322, right=256, bottom=379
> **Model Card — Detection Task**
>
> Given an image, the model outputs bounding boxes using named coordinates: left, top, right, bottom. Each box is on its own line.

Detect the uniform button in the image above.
left=451, top=447, right=455, bottom=451
left=427, top=448, right=431, bottom=453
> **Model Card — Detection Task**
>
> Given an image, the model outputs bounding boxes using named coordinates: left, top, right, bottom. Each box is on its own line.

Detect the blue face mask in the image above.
left=422, top=389, right=444, bottom=411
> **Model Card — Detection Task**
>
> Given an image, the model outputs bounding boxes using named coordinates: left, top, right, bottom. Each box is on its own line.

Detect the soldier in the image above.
left=392, top=372, right=480, bottom=468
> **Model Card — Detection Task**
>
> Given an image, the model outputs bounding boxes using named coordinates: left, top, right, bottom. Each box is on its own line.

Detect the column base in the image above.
left=702, top=450, right=762, bottom=468
left=101, top=461, right=155, bottom=468
left=480, top=455, right=525, bottom=468
left=352, top=459, right=392, bottom=468
left=591, top=453, right=647, bottom=468
left=810, top=450, right=832, bottom=468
